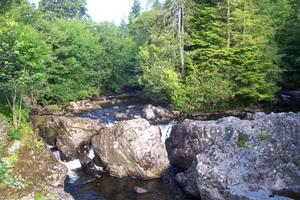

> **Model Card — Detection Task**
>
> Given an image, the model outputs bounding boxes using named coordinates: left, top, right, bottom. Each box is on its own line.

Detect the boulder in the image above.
left=166, top=112, right=300, bottom=200
left=142, top=104, right=180, bottom=123
left=0, top=119, right=8, bottom=146
left=35, top=116, right=101, bottom=160
left=92, top=119, right=169, bottom=179
left=142, top=105, right=156, bottom=120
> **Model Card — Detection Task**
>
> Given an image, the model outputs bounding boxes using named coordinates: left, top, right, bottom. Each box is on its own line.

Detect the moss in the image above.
left=237, top=134, right=248, bottom=148
left=259, top=131, right=267, bottom=141
left=34, top=192, right=47, bottom=200
left=271, top=138, right=277, bottom=146
left=45, top=104, right=62, bottom=113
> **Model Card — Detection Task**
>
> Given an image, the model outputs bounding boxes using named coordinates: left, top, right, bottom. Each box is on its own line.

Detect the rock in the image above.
left=8, top=140, right=21, bottom=155
left=134, top=186, right=149, bottom=194
left=20, top=186, right=74, bottom=200
left=128, top=105, right=136, bottom=109
left=92, top=119, right=169, bottom=179
left=166, top=112, right=300, bottom=200
left=142, top=104, right=180, bottom=123
left=65, top=100, right=102, bottom=112
left=113, top=112, right=129, bottom=120
left=35, top=116, right=101, bottom=161
left=0, top=119, right=8, bottom=146
left=142, top=105, right=156, bottom=120
left=276, top=89, right=300, bottom=105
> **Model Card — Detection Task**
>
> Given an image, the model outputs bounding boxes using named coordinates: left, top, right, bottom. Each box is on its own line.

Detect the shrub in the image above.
left=237, top=134, right=248, bottom=148
left=259, top=131, right=267, bottom=141
left=8, top=127, right=22, bottom=141
left=171, top=70, right=232, bottom=114
left=142, top=66, right=181, bottom=104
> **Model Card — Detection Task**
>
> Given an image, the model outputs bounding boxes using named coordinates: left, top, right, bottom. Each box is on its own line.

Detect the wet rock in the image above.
left=92, top=119, right=169, bottom=179
left=142, top=104, right=180, bottom=123
left=0, top=119, right=8, bottom=147
left=166, top=112, right=300, bottom=200
left=134, top=186, right=149, bottom=194
left=66, top=100, right=102, bottom=113
left=276, top=89, right=300, bottom=105
left=142, top=105, right=156, bottom=120
left=35, top=116, right=101, bottom=161
left=113, top=112, right=129, bottom=120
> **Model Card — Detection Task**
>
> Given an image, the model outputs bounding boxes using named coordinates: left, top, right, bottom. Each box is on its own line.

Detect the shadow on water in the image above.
left=64, top=167, right=193, bottom=200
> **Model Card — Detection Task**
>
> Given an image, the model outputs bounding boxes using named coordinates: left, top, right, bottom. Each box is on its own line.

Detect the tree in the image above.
left=129, top=0, right=141, bottom=23
left=95, top=22, right=140, bottom=92
left=39, top=0, right=88, bottom=19
left=0, top=18, right=50, bottom=127
left=36, top=19, right=99, bottom=104
left=0, top=0, right=25, bottom=14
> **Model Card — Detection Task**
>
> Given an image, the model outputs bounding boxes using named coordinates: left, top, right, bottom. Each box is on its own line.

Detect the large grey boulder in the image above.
left=92, top=119, right=169, bottom=179
left=166, top=112, right=300, bottom=200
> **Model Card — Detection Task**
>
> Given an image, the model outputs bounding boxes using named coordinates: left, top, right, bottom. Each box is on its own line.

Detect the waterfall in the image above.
left=159, top=120, right=176, bottom=143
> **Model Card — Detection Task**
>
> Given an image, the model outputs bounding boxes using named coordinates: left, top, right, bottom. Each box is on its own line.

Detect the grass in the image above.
left=34, top=192, right=47, bottom=200
left=237, top=134, right=248, bottom=148
left=259, top=131, right=267, bottom=141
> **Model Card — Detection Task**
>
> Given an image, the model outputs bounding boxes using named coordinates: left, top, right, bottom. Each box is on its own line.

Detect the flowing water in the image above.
left=48, top=98, right=191, bottom=200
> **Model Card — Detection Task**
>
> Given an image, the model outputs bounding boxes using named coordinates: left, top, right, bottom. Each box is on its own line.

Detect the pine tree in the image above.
left=129, top=0, right=141, bottom=23
left=39, top=0, right=88, bottom=19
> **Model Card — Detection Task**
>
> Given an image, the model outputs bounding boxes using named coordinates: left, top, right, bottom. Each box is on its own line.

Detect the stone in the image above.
left=35, top=116, right=101, bottom=161
left=7, top=140, right=21, bottom=155
left=142, top=105, right=156, bottom=120
left=92, top=119, right=169, bottom=179
left=0, top=119, right=8, bottom=147
left=134, top=186, right=149, bottom=194
left=166, top=112, right=300, bottom=200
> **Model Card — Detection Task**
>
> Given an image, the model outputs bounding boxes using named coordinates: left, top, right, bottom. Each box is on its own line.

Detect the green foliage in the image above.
left=129, top=0, right=141, bottom=23
left=142, top=66, right=181, bottom=103
left=95, top=22, right=140, bottom=93
left=39, top=0, right=88, bottom=19
left=172, top=70, right=232, bottom=113
left=259, top=131, right=267, bottom=141
left=8, top=127, right=22, bottom=141
left=185, top=0, right=280, bottom=108
left=237, top=134, right=248, bottom=148
left=0, top=154, right=25, bottom=189
left=34, top=192, right=47, bottom=200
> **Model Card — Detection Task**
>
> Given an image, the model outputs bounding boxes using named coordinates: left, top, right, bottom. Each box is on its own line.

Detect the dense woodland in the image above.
left=0, top=0, right=299, bottom=120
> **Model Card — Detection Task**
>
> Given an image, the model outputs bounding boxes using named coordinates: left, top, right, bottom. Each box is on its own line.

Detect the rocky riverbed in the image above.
left=27, top=96, right=300, bottom=200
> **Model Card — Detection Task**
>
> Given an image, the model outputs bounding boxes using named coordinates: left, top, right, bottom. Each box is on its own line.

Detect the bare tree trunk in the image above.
left=30, top=90, right=36, bottom=107
left=178, top=5, right=185, bottom=75
left=6, top=87, right=22, bottom=129
left=17, top=96, right=22, bottom=128
left=227, top=0, right=231, bottom=48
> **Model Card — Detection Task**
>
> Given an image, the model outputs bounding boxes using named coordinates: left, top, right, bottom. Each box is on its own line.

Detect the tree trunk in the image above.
left=178, top=4, right=185, bottom=75
left=227, top=0, right=231, bottom=48
left=6, top=87, right=22, bottom=129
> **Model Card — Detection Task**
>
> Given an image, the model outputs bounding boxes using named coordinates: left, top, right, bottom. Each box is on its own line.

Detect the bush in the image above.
left=141, top=66, right=181, bottom=104
left=171, top=70, right=233, bottom=114
left=8, top=127, right=22, bottom=141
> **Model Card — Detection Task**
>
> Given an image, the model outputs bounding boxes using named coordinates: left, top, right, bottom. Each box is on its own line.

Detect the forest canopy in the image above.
left=0, top=0, right=299, bottom=114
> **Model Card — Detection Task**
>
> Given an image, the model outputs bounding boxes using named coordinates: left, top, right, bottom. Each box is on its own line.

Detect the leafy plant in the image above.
left=34, top=192, right=47, bottom=200
left=237, top=134, right=248, bottom=148
left=259, top=131, right=267, bottom=141
left=8, top=127, right=22, bottom=141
